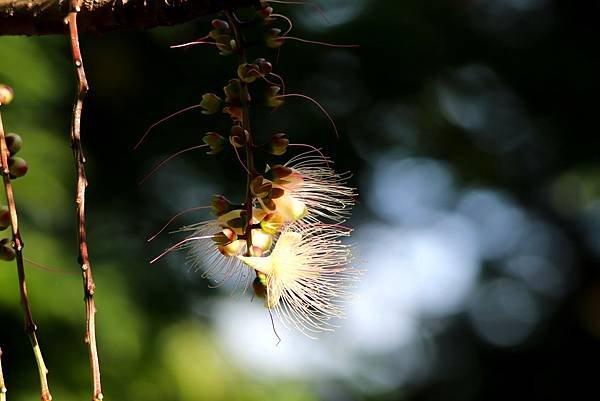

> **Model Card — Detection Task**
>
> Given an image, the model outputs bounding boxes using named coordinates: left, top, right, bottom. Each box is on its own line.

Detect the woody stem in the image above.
left=225, top=9, right=257, bottom=256
left=0, top=109, right=52, bottom=401
left=68, top=2, right=103, bottom=400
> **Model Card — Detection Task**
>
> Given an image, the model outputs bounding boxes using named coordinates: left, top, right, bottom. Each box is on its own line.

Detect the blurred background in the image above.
left=1, top=0, right=599, bottom=400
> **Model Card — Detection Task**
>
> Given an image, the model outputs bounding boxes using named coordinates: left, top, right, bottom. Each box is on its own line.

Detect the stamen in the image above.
left=133, top=104, right=204, bottom=150
left=147, top=205, right=212, bottom=242
left=138, top=144, right=208, bottom=186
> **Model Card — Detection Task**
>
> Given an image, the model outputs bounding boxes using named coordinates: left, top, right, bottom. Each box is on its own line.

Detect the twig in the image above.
left=0, top=347, right=6, bottom=401
left=0, top=107, right=52, bottom=401
left=68, top=2, right=103, bottom=400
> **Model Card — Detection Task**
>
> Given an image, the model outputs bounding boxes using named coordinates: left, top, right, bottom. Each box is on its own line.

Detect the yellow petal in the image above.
left=272, top=195, right=308, bottom=222
left=251, top=229, right=273, bottom=251
left=237, top=254, right=274, bottom=275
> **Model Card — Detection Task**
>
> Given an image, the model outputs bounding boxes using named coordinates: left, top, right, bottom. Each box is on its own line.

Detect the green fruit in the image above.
left=5, top=133, right=23, bottom=155
left=8, top=156, right=28, bottom=178
left=0, top=238, right=15, bottom=261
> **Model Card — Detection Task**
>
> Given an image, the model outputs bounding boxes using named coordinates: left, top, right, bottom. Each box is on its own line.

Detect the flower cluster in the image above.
left=183, top=150, right=358, bottom=336
left=149, top=4, right=360, bottom=338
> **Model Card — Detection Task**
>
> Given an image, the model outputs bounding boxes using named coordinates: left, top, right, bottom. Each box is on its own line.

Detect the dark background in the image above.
left=1, top=0, right=599, bottom=400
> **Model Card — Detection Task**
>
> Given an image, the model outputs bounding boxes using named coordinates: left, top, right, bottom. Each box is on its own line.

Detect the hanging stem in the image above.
left=225, top=10, right=257, bottom=256
left=68, top=2, right=103, bottom=400
left=0, top=110, right=51, bottom=401
left=0, top=347, right=6, bottom=401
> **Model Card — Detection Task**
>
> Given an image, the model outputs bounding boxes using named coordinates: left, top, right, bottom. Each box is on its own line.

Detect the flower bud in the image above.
left=269, top=133, right=289, bottom=156
left=266, top=28, right=284, bottom=48
left=211, top=19, right=230, bottom=31
left=219, top=240, right=245, bottom=257
left=260, top=198, right=276, bottom=212
left=200, top=93, right=223, bottom=115
left=5, top=133, right=22, bottom=155
left=202, top=132, right=225, bottom=155
left=211, top=195, right=235, bottom=216
left=8, top=157, right=28, bottom=178
left=0, top=85, right=14, bottom=105
left=264, top=164, right=293, bottom=181
left=250, top=176, right=272, bottom=198
left=212, top=231, right=232, bottom=246
left=254, top=58, right=273, bottom=75
left=229, top=125, right=249, bottom=148
left=252, top=229, right=273, bottom=252
left=222, top=227, right=237, bottom=242
left=0, top=205, right=10, bottom=230
left=257, top=6, right=273, bottom=20
left=237, top=63, right=261, bottom=83
left=213, top=35, right=235, bottom=56
left=0, top=238, right=15, bottom=261
left=260, top=213, right=284, bottom=234
left=223, top=106, right=242, bottom=124
left=266, top=86, right=284, bottom=108
left=224, top=79, right=243, bottom=104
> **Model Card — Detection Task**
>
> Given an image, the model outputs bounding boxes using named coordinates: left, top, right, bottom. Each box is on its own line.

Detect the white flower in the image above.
left=237, top=222, right=360, bottom=337
left=273, top=150, right=357, bottom=223
left=184, top=210, right=273, bottom=292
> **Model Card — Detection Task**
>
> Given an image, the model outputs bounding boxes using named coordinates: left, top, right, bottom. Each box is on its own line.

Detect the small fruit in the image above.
left=5, top=133, right=23, bottom=155
left=0, top=238, right=15, bottom=261
left=8, top=157, right=28, bottom=178
left=0, top=85, right=14, bottom=105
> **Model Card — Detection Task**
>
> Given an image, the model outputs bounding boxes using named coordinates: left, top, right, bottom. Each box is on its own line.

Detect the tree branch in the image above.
left=0, top=0, right=256, bottom=36
left=0, top=109, right=52, bottom=401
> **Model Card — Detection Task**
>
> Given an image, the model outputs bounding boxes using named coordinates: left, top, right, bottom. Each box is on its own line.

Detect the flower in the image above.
left=184, top=210, right=273, bottom=292
left=263, top=150, right=357, bottom=225
left=237, top=222, right=360, bottom=337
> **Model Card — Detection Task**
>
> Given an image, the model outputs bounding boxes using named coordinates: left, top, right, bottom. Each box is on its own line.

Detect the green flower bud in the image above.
left=237, top=63, right=261, bottom=83
left=200, top=93, right=223, bottom=115
left=223, top=106, right=243, bottom=124
left=266, top=86, right=284, bottom=108
left=224, top=79, right=244, bottom=104
left=213, top=35, right=235, bottom=56
left=0, top=238, right=15, bottom=261
left=266, top=28, right=284, bottom=48
left=260, top=213, right=284, bottom=234
left=0, top=85, right=14, bottom=105
left=211, top=195, right=234, bottom=216
left=0, top=205, right=10, bottom=230
left=269, top=133, right=289, bottom=156
left=257, top=6, right=273, bottom=20
left=202, top=132, right=225, bottom=155
left=250, top=176, right=272, bottom=198
left=229, top=126, right=249, bottom=148
left=264, top=164, right=293, bottom=181
left=8, top=157, right=28, bottom=178
left=212, top=231, right=232, bottom=246
left=5, top=133, right=23, bottom=155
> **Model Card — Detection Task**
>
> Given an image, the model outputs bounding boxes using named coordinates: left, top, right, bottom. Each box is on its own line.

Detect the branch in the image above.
left=0, top=108, right=52, bottom=401
left=67, top=2, right=103, bottom=399
left=0, top=0, right=257, bottom=36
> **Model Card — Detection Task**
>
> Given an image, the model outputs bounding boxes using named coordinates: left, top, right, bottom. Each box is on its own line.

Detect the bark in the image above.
left=0, top=0, right=257, bottom=36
